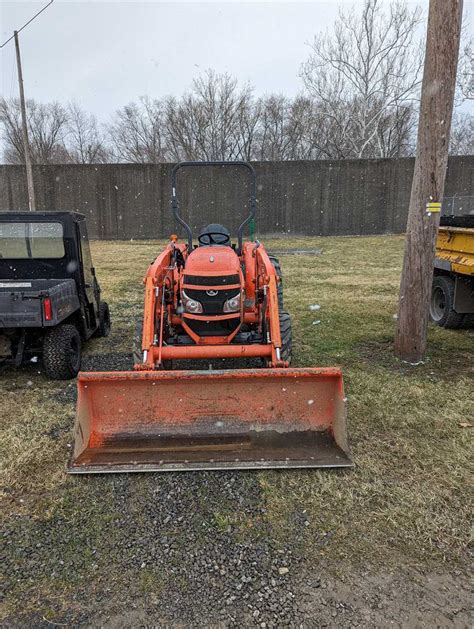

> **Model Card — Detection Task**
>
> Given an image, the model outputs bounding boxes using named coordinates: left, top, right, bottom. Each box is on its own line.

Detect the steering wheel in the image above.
left=198, top=232, right=230, bottom=246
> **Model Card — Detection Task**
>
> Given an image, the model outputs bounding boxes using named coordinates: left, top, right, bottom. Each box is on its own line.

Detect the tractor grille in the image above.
left=184, top=274, right=240, bottom=287
left=185, top=316, right=240, bottom=337
left=185, top=287, right=239, bottom=315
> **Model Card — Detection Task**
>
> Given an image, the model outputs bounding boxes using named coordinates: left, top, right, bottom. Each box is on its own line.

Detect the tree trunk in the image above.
left=394, top=0, right=463, bottom=363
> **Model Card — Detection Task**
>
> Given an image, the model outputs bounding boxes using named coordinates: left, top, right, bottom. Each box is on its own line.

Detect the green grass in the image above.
left=1, top=234, right=472, bottom=619
left=260, top=235, right=472, bottom=567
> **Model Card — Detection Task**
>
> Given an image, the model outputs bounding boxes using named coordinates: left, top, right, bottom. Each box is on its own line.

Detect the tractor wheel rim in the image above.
left=431, top=286, right=446, bottom=321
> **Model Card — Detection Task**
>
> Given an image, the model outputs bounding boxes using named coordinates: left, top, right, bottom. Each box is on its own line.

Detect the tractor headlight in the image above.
left=182, top=291, right=203, bottom=314
left=223, top=292, right=241, bottom=313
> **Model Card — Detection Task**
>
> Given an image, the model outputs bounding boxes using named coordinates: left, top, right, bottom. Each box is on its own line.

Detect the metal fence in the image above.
left=442, top=195, right=474, bottom=216
left=1, top=156, right=473, bottom=239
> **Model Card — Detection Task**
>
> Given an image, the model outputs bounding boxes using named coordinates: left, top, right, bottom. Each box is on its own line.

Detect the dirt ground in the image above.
left=1, top=236, right=472, bottom=627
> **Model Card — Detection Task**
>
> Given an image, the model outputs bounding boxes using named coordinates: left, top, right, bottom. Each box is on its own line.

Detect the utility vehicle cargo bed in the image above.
left=0, top=279, right=79, bottom=328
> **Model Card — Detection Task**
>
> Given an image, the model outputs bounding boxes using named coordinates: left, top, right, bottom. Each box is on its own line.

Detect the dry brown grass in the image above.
left=0, top=234, right=472, bottom=619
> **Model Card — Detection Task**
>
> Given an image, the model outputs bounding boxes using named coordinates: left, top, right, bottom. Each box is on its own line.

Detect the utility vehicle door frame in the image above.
left=76, top=218, right=99, bottom=328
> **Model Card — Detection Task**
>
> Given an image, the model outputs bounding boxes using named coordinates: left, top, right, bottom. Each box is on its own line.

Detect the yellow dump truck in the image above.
left=431, top=215, right=474, bottom=329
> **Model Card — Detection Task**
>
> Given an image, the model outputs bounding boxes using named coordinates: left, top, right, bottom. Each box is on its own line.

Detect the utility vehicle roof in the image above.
left=0, top=211, right=85, bottom=221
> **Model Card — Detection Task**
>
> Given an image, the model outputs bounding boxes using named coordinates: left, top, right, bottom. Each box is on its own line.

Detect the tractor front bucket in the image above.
left=68, top=367, right=352, bottom=473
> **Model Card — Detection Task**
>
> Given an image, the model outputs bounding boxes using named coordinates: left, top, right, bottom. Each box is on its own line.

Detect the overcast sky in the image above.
left=1, top=0, right=472, bottom=122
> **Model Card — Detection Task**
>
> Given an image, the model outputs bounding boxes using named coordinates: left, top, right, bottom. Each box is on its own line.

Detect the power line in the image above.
left=0, top=1, right=54, bottom=48
left=1, top=0, right=55, bottom=211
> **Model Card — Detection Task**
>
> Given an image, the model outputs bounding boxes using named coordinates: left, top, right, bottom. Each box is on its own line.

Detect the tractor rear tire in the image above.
left=43, top=324, right=82, bottom=380
left=279, top=311, right=292, bottom=364
left=269, top=255, right=284, bottom=311
left=96, top=301, right=111, bottom=337
left=430, top=276, right=464, bottom=329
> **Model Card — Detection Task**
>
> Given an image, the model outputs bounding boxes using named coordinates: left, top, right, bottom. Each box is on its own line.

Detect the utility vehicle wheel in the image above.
left=430, top=276, right=464, bottom=329
left=279, top=311, right=292, bottom=363
left=43, top=324, right=82, bottom=380
left=96, top=301, right=111, bottom=337
left=269, top=255, right=284, bottom=311
left=133, top=320, right=172, bottom=369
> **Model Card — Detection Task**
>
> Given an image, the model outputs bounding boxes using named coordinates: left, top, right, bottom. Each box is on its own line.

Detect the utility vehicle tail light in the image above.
left=43, top=297, right=53, bottom=321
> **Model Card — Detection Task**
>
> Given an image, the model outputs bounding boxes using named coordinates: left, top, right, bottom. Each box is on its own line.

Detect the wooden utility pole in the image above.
left=394, top=0, right=463, bottom=363
left=14, top=30, right=36, bottom=211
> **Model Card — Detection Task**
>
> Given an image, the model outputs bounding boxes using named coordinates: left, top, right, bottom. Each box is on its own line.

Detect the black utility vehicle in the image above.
left=0, top=212, right=110, bottom=379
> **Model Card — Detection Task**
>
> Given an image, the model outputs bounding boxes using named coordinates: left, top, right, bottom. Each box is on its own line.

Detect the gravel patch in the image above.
left=3, top=472, right=305, bottom=626
left=5, top=351, right=305, bottom=626
left=4, top=350, right=472, bottom=626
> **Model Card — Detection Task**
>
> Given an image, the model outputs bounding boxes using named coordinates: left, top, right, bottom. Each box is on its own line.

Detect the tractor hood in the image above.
left=184, top=246, right=241, bottom=278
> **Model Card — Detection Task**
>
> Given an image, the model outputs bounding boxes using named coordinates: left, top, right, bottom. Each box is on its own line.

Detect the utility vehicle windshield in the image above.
left=0, top=222, right=65, bottom=259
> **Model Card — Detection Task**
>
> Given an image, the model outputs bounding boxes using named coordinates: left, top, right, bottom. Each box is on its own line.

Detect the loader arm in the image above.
left=255, top=245, right=284, bottom=366
left=137, top=243, right=181, bottom=369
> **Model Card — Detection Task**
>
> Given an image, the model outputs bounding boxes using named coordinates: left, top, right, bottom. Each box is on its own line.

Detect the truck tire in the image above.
left=430, top=276, right=464, bottom=329
left=96, top=301, right=111, bottom=337
left=43, top=324, right=82, bottom=380
left=269, top=255, right=284, bottom=311
left=279, top=311, right=292, bottom=363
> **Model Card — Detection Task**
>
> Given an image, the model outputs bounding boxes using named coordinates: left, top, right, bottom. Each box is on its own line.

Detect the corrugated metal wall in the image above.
left=0, top=156, right=472, bottom=239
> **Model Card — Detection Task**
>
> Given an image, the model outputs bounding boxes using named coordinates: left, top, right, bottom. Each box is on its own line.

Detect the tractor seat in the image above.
left=198, top=224, right=231, bottom=246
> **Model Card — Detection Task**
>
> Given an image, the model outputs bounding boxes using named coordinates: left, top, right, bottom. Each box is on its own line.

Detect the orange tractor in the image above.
left=69, top=162, right=351, bottom=473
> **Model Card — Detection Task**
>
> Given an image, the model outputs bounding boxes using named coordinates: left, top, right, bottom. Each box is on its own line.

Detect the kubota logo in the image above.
left=206, top=290, right=218, bottom=297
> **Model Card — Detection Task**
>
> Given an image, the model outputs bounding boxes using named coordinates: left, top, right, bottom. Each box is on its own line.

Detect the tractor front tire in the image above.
left=269, top=255, right=284, bottom=311
left=132, top=320, right=143, bottom=367
left=43, top=324, right=82, bottom=380
left=430, top=276, right=464, bottom=329
left=96, top=301, right=111, bottom=337
left=279, top=311, right=292, bottom=364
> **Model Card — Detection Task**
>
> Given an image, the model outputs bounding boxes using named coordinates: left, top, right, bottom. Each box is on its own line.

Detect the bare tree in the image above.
left=374, top=102, right=417, bottom=157
left=301, top=0, right=423, bottom=159
left=0, top=98, right=25, bottom=163
left=451, top=19, right=473, bottom=155
left=108, top=96, right=166, bottom=163
left=254, top=94, right=316, bottom=160
left=0, top=97, right=69, bottom=164
left=456, top=33, right=473, bottom=103
left=164, top=70, right=256, bottom=161
left=66, top=102, right=109, bottom=163
left=449, top=111, right=474, bottom=154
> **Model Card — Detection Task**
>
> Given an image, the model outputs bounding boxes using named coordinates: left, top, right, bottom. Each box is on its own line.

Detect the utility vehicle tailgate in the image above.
left=0, top=279, right=79, bottom=327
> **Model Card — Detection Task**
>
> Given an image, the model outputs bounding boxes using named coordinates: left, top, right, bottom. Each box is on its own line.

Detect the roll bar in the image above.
left=170, top=161, right=257, bottom=253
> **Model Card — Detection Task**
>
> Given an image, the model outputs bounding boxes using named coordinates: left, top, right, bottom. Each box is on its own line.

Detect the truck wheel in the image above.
left=43, top=324, right=82, bottom=380
left=97, top=301, right=111, bottom=337
left=430, top=276, right=464, bottom=329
